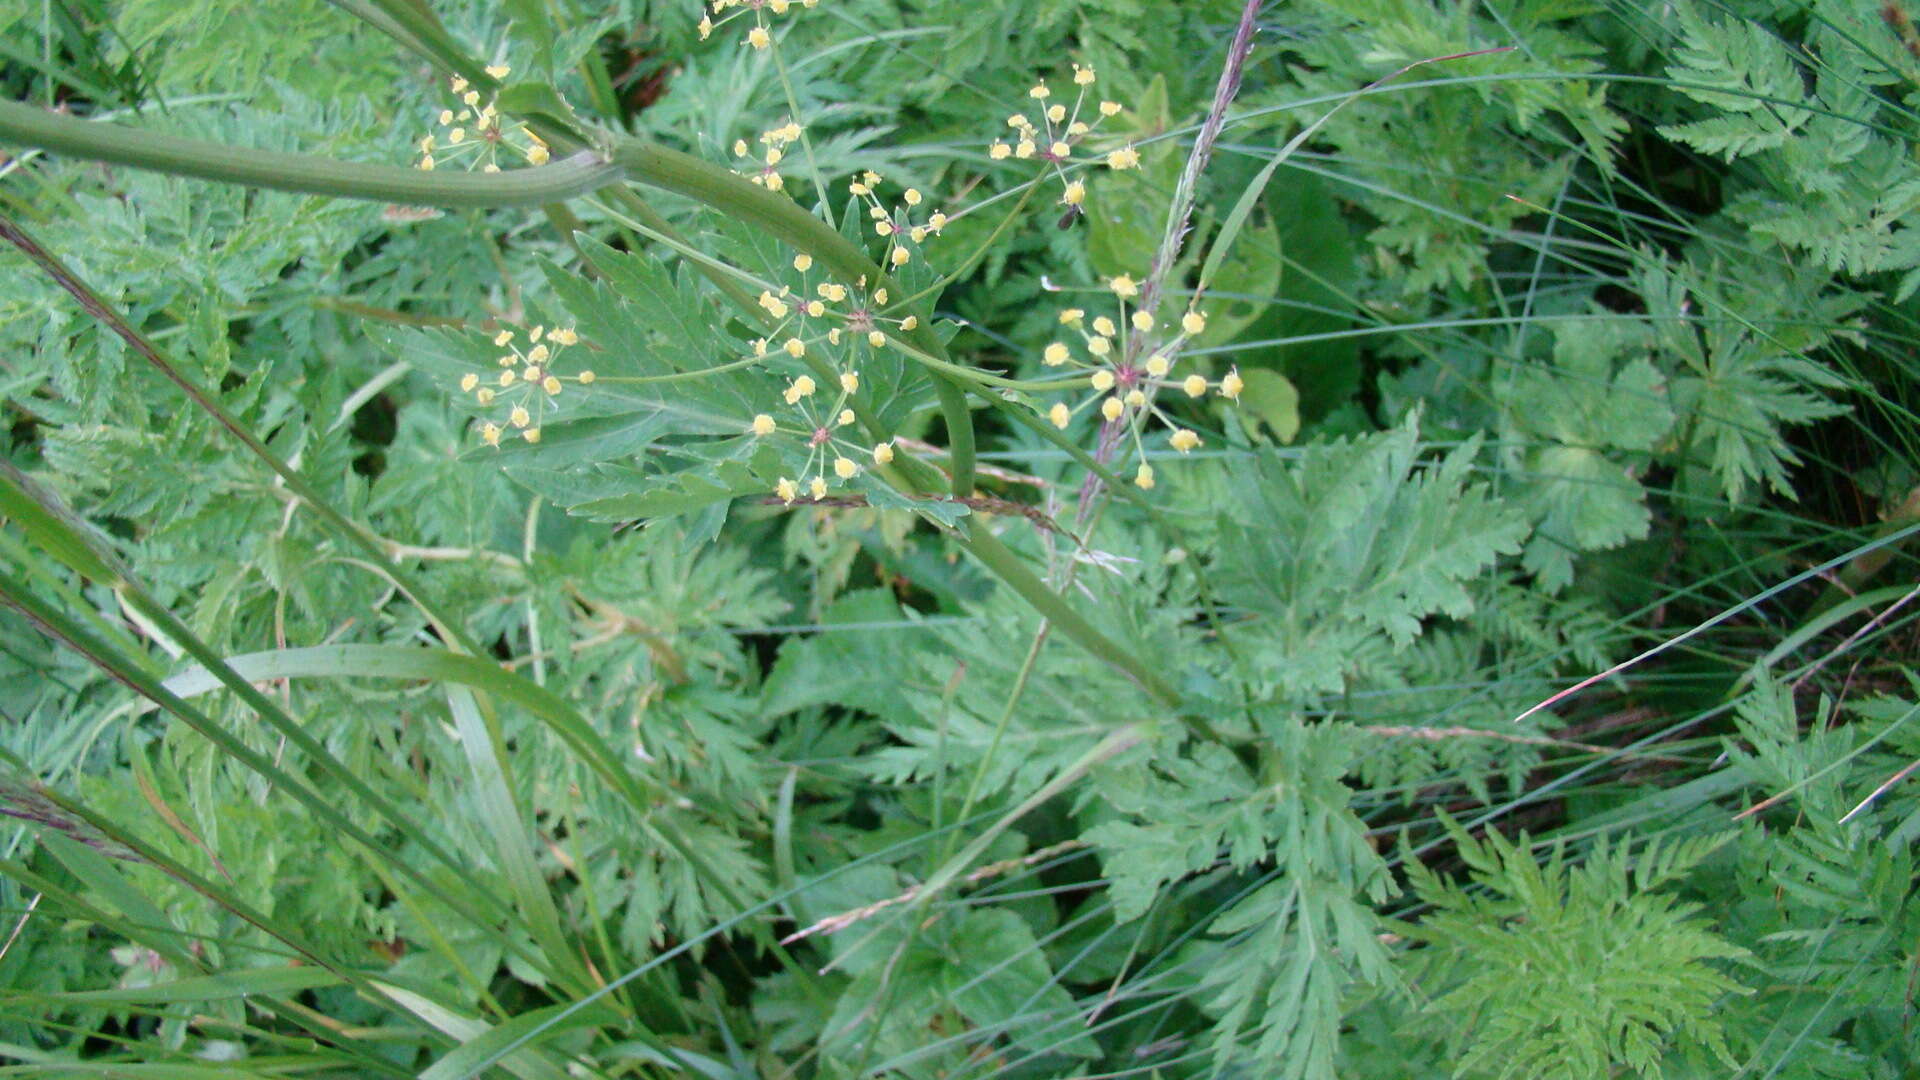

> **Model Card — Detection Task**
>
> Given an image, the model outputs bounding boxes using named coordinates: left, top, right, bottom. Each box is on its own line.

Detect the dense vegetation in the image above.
left=1, top=0, right=1917, bottom=1076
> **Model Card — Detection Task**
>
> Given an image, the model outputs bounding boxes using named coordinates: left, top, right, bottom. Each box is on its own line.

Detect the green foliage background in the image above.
left=0, top=0, right=1917, bottom=1077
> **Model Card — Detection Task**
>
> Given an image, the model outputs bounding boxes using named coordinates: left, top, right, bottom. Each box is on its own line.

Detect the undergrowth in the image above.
left=0, top=0, right=1916, bottom=1077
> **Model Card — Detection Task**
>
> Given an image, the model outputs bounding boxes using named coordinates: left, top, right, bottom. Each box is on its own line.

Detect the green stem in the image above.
left=0, top=99, right=620, bottom=208
left=959, top=527, right=1180, bottom=709
left=8, top=80, right=1224, bottom=685
left=324, top=0, right=497, bottom=91
left=605, top=139, right=978, bottom=493
left=0, top=85, right=981, bottom=493
left=0, top=213, right=485, bottom=658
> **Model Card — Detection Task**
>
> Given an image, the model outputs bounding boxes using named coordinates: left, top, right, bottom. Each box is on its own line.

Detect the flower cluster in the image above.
left=748, top=260, right=922, bottom=360
left=1039, top=274, right=1241, bottom=488
left=414, top=69, right=550, bottom=173
left=848, top=170, right=948, bottom=269
left=732, top=120, right=805, bottom=191
left=743, top=254, right=926, bottom=502
left=988, top=64, right=1139, bottom=208
left=699, top=0, right=818, bottom=50
left=458, top=325, right=594, bottom=446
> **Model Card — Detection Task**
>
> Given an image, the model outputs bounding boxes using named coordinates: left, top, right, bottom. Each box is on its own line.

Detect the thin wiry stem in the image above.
left=1077, top=0, right=1266, bottom=523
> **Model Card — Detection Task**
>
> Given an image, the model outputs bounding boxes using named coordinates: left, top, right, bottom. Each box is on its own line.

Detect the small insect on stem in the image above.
left=1056, top=203, right=1084, bottom=230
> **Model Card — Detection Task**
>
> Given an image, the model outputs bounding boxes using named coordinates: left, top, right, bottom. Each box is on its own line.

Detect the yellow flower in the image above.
left=840, top=371, right=860, bottom=393
left=1090, top=369, right=1115, bottom=391
left=1134, top=463, right=1155, bottom=489
left=1101, top=397, right=1125, bottom=422
left=1131, top=310, right=1154, bottom=332
left=833, top=456, right=858, bottom=479
left=1073, top=63, right=1096, bottom=85
left=785, top=338, right=806, bottom=358
left=523, top=427, right=542, bottom=443
left=747, top=26, right=771, bottom=48
left=1183, top=374, right=1208, bottom=397
left=1221, top=369, right=1244, bottom=399
left=1108, top=274, right=1139, bottom=299
left=484, top=64, right=511, bottom=79
left=509, top=405, right=531, bottom=428
left=1062, top=180, right=1085, bottom=206
left=481, top=422, right=502, bottom=446
left=873, top=442, right=895, bottom=464
left=809, top=476, right=828, bottom=499
left=1145, top=354, right=1171, bottom=377
left=460, top=373, right=480, bottom=392
left=1106, top=147, right=1139, bottom=169
left=1170, top=429, right=1201, bottom=453
left=1099, top=100, right=1122, bottom=117
left=1182, top=310, right=1207, bottom=335
left=784, top=375, right=816, bottom=404
left=793, top=253, right=813, bottom=271
left=752, top=413, right=777, bottom=436
left=777, top=477, right=798, bottom=503
left=1049, top=402, right=1071, bottom=428
left=1043, top=342, right=1071, bottom=365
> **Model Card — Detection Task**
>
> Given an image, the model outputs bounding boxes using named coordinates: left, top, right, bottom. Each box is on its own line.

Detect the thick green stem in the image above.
left=323, top=0, right=498, bottom=92
left=0, top=99, right=620, bottom=208
left=0, top=93, right=982, bottom=494
left=2, top=85, right=1213, bottom=687
left=961, top=527, right=1181, bottom=709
